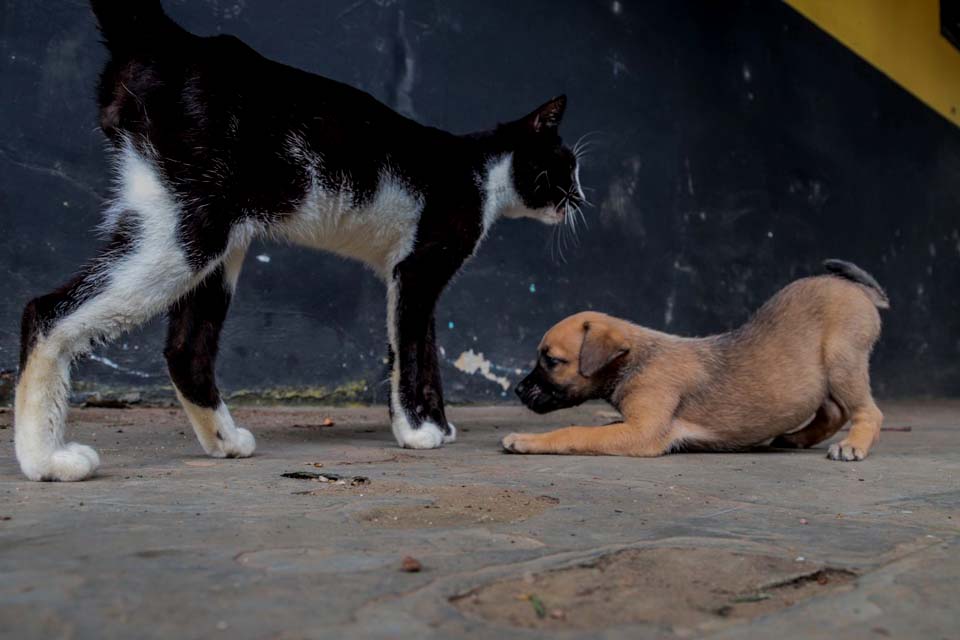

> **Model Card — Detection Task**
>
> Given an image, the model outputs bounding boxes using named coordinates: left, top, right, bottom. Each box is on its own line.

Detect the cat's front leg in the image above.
left=386, top=251, right=460, bottom=449
left=419, top=314, right=456, bottom=443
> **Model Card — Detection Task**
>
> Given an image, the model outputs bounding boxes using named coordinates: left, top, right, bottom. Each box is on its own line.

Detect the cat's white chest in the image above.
left=281, top=174, right=423, bottom=278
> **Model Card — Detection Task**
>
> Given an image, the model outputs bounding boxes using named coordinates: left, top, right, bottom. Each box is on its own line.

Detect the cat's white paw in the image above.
left=392, top=416, right=446, bottom=449
left=20, top=442, right=100, bottom=482
left=443, top=421, right=457, bottom=444
left=209, top=427, right=256, bottom=458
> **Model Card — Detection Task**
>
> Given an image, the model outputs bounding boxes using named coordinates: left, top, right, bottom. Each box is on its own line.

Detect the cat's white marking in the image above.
left=175, top=391, right=255, bottom=458
left=481, top=154, right=521, bottom=231
left=281, top=171, right=422, bottom=278
left=221, top=230, right=251, bottom=292
left=16, top=140, right=220, bottom=482
left=480, top=153, right=561, bottom=230
left=281, top=134, right=422, bottom=279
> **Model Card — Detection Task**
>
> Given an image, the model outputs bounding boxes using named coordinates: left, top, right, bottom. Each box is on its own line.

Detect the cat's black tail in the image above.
left=90, top=0, right=185, bottom=55
left=823, top=259, right=890, bottom=309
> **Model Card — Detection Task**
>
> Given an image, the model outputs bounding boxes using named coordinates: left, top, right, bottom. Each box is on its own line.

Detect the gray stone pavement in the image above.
left=0, top=401, right=957, bottom=639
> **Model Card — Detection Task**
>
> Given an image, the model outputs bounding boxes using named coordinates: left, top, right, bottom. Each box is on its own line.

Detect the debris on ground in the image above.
left=283, top=471, right=370, bottom=487
left=292, top=418, right=337, bottom=429
left=516, top=594, right=548, bottom=619
left=282, top=471, right=342, bottom=481
left=400, top=556, right=422, bottom=572
left=83, top=391, right=142, bottom=408
left=731, top=593, right=772, bottom=603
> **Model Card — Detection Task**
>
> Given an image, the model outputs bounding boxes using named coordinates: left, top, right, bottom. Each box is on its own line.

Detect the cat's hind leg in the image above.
left=15, top=141, right=237, bottom=480
left=165, top=243, right=254, bottom=458
left=15, top=222, right=213, bottom=480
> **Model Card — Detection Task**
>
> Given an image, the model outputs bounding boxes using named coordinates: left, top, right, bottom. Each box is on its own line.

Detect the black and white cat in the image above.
left=15, top=1, right=585, bottom=481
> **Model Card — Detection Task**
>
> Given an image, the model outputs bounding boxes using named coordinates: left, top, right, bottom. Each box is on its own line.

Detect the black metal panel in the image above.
left=1, top=0, right=958, bottom=403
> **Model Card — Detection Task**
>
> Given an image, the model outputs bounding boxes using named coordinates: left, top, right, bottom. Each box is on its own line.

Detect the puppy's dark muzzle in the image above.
left=515, top=372, right=569, bottom=414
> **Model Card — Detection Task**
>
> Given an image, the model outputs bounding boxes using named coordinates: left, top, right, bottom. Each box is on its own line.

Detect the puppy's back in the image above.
left=675, top=262, right=886, bottom=441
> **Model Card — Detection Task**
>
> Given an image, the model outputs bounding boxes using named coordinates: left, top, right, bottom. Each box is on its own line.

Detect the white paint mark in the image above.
left=453, top=349, right=511, bottom=391
left=88, top=354, right=154, bottom=379
left=611, top=1, right=622, bottom=15
left=664, top=290, right=676, bottom=327
left=609, top=53, right=628, bottom=78
left=742, top=64, right=752, bottom=82
left=684, top=157, right=695, bottom=196
left=256, top=254, right=271, bottom=263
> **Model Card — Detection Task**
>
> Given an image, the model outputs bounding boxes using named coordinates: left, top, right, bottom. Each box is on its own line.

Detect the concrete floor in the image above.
left=0, top=401, right=957, bottom=639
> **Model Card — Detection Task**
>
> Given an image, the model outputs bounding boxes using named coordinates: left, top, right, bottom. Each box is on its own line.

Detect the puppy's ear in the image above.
left=578, top=321, right=629, bottom=378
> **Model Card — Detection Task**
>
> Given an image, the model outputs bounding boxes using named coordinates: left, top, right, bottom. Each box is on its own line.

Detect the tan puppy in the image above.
left=506, top=260, right=889, bottom=461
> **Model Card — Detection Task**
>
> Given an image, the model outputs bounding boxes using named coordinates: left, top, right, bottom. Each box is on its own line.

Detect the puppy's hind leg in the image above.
left=165, top=244, right=254, bottom=459
left=825, top=359, right=883, bottom=462
left=771, top=398, right=848, bottom=449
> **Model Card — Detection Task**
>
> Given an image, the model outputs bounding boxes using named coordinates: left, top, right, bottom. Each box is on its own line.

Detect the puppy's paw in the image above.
left=501, top=433, right=536, bottom=454
left=827, top=440, right=868, bottom=462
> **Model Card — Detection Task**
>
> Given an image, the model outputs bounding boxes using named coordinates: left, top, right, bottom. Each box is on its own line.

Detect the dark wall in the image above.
left=1, top=0, right=958, bottom=404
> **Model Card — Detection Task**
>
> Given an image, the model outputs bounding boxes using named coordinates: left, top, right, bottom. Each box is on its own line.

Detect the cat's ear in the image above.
left=523, top=95, right=567, bottom=134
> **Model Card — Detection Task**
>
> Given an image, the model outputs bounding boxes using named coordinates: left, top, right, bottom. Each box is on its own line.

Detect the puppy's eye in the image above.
left=542, top=354, right=565, bottom=369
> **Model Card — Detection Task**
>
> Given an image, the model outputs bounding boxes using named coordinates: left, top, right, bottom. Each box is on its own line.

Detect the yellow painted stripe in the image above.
left=787, top=0, right=960, bottom=127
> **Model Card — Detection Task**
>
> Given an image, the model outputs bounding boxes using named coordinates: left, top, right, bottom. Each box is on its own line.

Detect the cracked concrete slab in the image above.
left=0, top=401, right=957, bottom=639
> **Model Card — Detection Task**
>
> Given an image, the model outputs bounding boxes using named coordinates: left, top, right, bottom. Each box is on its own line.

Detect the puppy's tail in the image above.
left=823, top=259, right=890, bottom=309
left=90, top=0, right=185, bottom=55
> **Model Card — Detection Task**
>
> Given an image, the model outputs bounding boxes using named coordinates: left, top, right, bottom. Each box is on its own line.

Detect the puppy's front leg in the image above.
left=502, top=422, right=670, bottom=456
left=503, top=389, right=678, bottom=456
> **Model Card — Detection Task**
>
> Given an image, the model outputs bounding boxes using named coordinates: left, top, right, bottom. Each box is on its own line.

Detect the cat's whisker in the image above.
left=572, top=131, right=602, bottom=155
left=550, top=223, right=567, bottom=264
left=574, top=203, right=589, bottom=231
left=534, top=169, right=550, bottom=191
